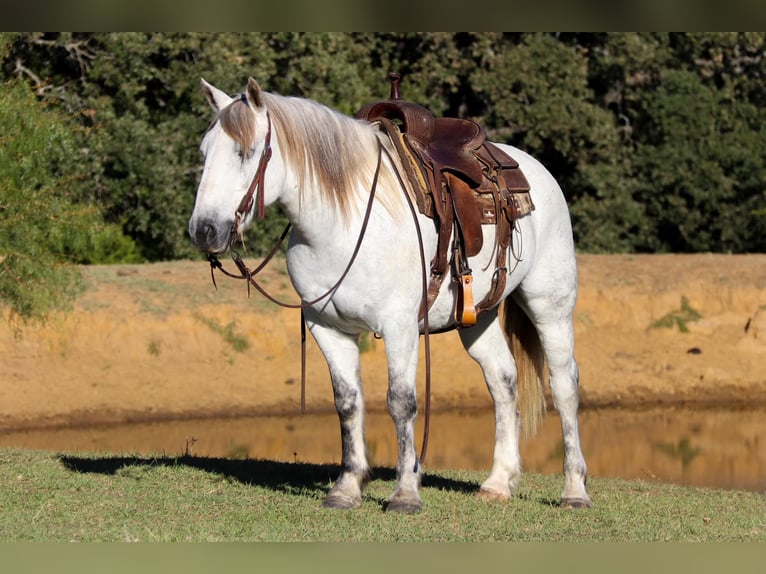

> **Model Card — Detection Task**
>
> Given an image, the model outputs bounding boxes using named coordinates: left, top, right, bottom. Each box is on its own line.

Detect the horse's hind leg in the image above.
left=459, top=310, right=522, bottom=500
left=305, top=317, right=369, bottom=509
left=517, top=289, right=592, bottom=508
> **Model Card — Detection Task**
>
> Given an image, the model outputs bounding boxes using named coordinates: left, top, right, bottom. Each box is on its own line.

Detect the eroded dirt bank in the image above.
left=1, top=254, right=765, bottom=431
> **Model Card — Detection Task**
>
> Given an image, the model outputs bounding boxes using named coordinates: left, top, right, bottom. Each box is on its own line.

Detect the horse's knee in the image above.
left=387, top=385, right=417, bottom=422
left=332, top=380, right=361, bottom=419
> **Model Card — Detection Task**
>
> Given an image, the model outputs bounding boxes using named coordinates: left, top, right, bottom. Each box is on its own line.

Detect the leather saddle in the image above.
left=355, top=72, right=534, bottom=327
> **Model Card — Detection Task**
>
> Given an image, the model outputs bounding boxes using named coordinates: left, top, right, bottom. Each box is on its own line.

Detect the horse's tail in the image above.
left=502, top=297, right=547, bottom=437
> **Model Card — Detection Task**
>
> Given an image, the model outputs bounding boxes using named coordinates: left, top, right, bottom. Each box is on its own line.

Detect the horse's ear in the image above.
left=200, top=78, right=232, bottom=112
left=246, top=77, right=265, bottom=109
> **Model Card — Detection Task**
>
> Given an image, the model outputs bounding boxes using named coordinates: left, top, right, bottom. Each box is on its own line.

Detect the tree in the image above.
left=0, top=79, right=134, bottom=323
left=606, top=33, right=766, bottom=252
left=2, top=33, right=764, bottom=257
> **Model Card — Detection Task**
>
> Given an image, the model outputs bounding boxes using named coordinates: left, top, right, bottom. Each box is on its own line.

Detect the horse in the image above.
left=188, top=77, right=592, bottom=513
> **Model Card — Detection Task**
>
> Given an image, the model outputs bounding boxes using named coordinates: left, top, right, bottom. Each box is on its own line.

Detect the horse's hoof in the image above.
left=322, top=493, right=361, bottom=510
left=386, top=498, right=422, bottom=514
left=560, top=496, right=592, bottom=509
left=478, top=487, right=511, bottom=502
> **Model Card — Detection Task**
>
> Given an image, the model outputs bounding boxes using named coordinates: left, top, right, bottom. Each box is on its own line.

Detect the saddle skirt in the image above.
left=355, top=73, right=534, bottom=327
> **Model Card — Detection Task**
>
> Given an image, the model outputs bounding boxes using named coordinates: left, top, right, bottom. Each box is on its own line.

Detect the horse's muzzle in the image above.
left=188, top=216, right=233, bottom=254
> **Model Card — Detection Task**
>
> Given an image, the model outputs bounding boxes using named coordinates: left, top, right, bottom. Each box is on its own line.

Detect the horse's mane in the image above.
left=217, top=92, right=404, bottom=219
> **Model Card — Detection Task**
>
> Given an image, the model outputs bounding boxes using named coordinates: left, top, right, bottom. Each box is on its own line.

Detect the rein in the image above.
left=210, top=138, right=383, bottom=310
left=207, top=132, right=433, bottom=465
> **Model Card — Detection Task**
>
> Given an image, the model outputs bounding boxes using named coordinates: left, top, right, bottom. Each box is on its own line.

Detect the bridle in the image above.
left=231, top=108, right=272, bottom=237
left=209, top=120, right=383, bottom=312
left=205, top=116, right=434, bottom=464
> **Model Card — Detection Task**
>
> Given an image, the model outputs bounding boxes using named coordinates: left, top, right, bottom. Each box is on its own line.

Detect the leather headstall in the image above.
left=231, top=109, right=273, bottom=243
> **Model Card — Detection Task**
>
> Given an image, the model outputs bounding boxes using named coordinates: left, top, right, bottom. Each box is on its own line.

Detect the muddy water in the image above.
left=1, top=406, right=764, bottom=492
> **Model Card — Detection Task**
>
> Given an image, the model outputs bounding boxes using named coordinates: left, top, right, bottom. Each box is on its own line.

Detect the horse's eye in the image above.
left=237, top=147, right=256, bottom=160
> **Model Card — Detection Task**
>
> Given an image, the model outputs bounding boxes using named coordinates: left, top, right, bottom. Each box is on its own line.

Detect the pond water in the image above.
left=1, top=405, right=764, bottom=492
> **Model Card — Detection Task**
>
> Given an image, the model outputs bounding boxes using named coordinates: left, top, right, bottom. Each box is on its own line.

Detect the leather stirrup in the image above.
left=456, top=273, right=477, bottom=326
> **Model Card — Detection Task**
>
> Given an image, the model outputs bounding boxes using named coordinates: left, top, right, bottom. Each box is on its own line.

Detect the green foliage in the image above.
left=580, top=32, right=766, bottom=252
left=650, top=296, right=703, bottom=332
left=653, top=437, right=702, bottom=467
left=358, top=331, right=376, bottom=353
left=0, top=79, right=133, bottom=323
left=192, top=312, right=250, bottom=353
left=2, top=32, right=765, bottom=264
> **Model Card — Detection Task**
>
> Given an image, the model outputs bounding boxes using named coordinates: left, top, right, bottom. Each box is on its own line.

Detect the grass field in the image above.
left=1, top=447, right=763, bottom=542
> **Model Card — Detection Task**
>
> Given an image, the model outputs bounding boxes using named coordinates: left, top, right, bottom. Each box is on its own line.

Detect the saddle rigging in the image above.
left=355, top=72, right=535, bottom=327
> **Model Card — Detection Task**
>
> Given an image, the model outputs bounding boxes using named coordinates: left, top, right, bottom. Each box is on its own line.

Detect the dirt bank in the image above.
left=1, top=254, right=765, bottom=431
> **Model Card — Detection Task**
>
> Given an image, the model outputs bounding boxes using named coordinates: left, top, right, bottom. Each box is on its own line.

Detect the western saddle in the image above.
left=356, top=72, right=534, bottom=327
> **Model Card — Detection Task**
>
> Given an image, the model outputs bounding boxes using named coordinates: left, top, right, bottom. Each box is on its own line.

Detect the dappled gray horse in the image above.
left=188, top=77, right=591, bottom=512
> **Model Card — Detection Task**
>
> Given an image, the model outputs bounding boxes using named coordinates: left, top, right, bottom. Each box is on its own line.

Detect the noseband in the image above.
left=231, top=108, right=272, bottom=241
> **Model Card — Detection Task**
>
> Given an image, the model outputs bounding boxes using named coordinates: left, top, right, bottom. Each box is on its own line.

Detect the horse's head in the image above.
left=188, top=77, right=272, bottom=254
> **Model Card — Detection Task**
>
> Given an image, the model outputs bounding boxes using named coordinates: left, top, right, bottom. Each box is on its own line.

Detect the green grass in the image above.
left=80, top=261, right=285, bottom=318
left=147, top=339, right=161, bottom=357
left=192, top=312, right=250, bottom=353
left=0, top=448, right=763, bottom=542
left=358, top=331, right=377, bottom=353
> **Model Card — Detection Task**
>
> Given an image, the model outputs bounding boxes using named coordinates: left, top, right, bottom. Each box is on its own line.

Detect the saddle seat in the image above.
left=356, top=98, right=486, bottom=186
left=428, top=118, right=485, bottom=186
left=356, top=72, right=534, bottom=327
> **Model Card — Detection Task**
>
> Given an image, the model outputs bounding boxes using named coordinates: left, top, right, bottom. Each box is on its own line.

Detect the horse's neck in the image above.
left=266, top=99, right=384, bottom=240
left=265, top=138, right=300, bottom=221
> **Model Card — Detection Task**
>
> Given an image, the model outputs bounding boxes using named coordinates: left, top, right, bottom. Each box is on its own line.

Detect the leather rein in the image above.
left=205, top=119, right=433, bottom=464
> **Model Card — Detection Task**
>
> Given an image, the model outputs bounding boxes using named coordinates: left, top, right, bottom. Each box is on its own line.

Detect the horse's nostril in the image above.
left=193, top=219, right=218, bottom=250
left=197, top=223, right=216, bottom=247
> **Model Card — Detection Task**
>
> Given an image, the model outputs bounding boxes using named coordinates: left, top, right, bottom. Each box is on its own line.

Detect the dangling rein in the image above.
left=204, top=127, right=435, bottom=464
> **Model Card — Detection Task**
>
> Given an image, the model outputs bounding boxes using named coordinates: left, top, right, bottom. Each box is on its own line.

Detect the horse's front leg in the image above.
left=382, top=321, right=422, bottom=513
left=305, top=317, right=369, bottom=509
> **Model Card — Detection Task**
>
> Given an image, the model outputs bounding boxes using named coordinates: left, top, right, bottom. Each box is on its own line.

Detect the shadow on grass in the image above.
left=58, top=454, right=479, bottom=500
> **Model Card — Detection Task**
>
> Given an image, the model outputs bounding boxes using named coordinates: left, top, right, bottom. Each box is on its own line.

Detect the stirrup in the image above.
left=456, top=273, right=477, bottom=326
